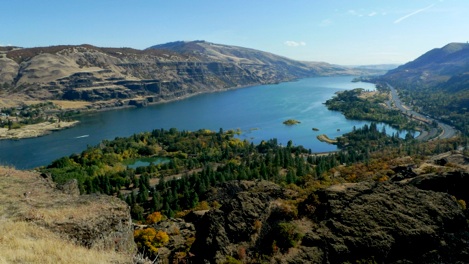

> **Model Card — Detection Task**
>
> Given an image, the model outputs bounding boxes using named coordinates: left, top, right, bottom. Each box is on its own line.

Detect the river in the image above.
left=0, top=76, right=402, bottom=169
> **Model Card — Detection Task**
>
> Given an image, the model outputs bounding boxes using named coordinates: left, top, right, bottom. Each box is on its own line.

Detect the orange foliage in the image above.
left=146, top=211, right=164, bottom=224
left=134, top=228, right=169, bottom=254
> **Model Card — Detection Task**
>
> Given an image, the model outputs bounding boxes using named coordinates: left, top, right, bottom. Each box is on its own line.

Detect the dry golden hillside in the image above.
left=0, top=166, right=134, bottom=264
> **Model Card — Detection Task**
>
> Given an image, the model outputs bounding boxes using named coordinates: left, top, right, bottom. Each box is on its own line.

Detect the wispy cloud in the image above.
left=348, top=9, right=364, bottom=17
left=284, top=41, right=306, bottom=47
left=394, top=4, right=435, bottom=24
left=319, top=19, right=333, bottom=27
left=368, top=12, right=377, bottom=17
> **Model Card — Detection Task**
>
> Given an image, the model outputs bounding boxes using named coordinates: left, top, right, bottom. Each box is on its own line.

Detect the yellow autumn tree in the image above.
left=146, top=211, right=164, bottom=224
left=134, top=227, right=170, bottom=254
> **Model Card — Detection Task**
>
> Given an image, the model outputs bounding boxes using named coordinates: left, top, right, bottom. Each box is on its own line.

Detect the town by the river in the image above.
left=0, top=76, right=408, bottom=169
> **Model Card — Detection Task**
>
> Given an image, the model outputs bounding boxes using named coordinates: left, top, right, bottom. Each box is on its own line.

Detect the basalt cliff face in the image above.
left=181, top=153, right=469, bottom=264
left=0, top=41, right=366, bottom=108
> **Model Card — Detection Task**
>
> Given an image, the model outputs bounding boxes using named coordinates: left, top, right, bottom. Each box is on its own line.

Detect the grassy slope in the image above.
left=0, top=166, right=132, bottom=264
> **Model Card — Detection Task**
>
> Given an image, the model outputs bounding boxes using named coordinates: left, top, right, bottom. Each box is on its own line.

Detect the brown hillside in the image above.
left=0, top=166, right=134, bottom=263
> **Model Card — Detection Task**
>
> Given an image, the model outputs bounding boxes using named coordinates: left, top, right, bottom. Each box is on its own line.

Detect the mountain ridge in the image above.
left=0, top=41, right=374, bottom=110
left=382, top=42, right=469, bottom=88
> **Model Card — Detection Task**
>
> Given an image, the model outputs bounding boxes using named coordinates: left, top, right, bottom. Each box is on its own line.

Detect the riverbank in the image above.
left=0, top=121, right=79, bottom=140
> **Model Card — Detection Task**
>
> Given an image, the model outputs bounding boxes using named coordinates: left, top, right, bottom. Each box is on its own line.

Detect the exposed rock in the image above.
left=191, top=181, right=280, bottom=263
left=298, top=181, right=468, bottom=263
left=409, top=170, right=469, bottom=202
left=56, top=178, right=80, bottom=196
left=390, top=165, right=417, bottom=181
left=189, top=179, right=469, bottom=263
left=0, top=166, right=135, bottom=254
left=0, top=42, right=374, bottom=109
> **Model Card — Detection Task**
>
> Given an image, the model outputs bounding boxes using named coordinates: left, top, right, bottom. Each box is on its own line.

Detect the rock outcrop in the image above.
left=189, top=179, right=469, bottom=263
left=0, top=166, right=135, bottom=255
left=299, top=181, right=468, bottom=263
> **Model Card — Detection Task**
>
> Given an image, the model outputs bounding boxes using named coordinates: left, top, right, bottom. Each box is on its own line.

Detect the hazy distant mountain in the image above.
left=0, top=41, right=371, bottom=108
left=148, top=40, right=366, bottom=76
left=354, top=64, right=400, bottom=71
left=382, top=42, right=469, bottom=90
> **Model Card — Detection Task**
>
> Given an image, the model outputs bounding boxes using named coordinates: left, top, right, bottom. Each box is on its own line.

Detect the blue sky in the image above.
left=1, top=0, right=468, bottom=65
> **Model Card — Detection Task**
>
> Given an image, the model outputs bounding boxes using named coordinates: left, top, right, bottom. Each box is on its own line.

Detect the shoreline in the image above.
left=0, top=82, right=278, bottom=141
left=0, top=120, right=79, bottom=140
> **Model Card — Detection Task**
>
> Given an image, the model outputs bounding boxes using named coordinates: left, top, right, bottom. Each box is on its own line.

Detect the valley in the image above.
left=1, top=41, right=469, bottom=264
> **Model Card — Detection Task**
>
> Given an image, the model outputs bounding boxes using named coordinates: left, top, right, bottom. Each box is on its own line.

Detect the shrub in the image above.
left=146, top=211, right=164, bottom=224
left=275, top=222, right=303, bottom=251
left=223, top=256, right=242, bottom=264
left=134, top=228, right=170, bottom=255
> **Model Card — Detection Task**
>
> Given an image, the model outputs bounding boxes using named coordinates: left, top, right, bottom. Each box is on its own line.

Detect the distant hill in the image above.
left=379, top=42, right=469, bottom=134
left=148, top=40, right=366, bottom=76
left=353, top=64, right=400, bottom=71
left=0, top=41, right=372, bottom=109
left=382, top=42, right=469, bottom=91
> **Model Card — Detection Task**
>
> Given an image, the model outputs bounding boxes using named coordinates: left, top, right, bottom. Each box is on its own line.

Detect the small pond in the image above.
left=123, top=157, right=170, bottom=169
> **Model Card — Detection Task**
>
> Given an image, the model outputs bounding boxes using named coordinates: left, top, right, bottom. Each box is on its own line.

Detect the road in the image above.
left=386, top=83, right=457, bottom=141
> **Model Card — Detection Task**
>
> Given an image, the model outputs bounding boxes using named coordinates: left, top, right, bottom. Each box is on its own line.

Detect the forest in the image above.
left=41, top=123, right=464, bottom=222
left=325, top=87, right=421, bottom=131
left=385, top=80, right=469, bottom=136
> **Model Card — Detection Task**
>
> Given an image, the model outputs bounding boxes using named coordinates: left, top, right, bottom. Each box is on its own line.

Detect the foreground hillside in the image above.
left=0, top=41, right=366, bottom=110
left=0, top=166, right=134, bottom=263
left=35, top=125, right=469, bottom=263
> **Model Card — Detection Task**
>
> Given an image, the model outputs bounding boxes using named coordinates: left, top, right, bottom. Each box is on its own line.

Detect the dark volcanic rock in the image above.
left=189, top=180, right=469, bottom=264
left=409, top=171, right=469, bottom=202
left=191, top=180, right=281, bottom=263
left=300, top=181, right=469, bottom=263
left=390, top=165, right=417, bottom=181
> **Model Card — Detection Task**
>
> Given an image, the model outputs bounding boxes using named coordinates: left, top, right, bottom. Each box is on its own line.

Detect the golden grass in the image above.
left=0, top=121, right=79, bottom=140
left=49, top=100, right=92, bottom=109
left=0, top=167, right=133, bottom=263
left=0, top=220, right=130, bottom=264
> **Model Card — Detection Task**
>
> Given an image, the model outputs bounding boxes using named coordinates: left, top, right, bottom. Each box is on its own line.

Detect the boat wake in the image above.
left=75, top=135, right=89, bottom=139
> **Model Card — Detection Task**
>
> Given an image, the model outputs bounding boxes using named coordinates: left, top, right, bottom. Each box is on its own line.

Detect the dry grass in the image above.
left=0, top=220, right=130, bottom=264
left=49, top=100, right=92, bottom=109
left=0, top=167, right=133, bottom=263
left=0, top=121, right=78, bottom=140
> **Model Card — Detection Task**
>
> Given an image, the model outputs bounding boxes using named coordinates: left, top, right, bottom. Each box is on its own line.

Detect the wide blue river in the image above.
left=0, top=76, right=391, bottom=169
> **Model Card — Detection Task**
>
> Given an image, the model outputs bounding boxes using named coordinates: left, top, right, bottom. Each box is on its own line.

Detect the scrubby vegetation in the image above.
left=325, top=88, right=420, bottom=131
left=39, top=122, right=469, bottom=261
left=388, top=80, right=469, bottom=136
left=0, top=102, right=79, bottom=129
left=283, top=119, right=301, bottom=125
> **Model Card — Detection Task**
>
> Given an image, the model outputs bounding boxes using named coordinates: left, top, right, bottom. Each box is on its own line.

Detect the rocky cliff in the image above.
left=0, top=41, right=369, bottom=109
left=0, top=166, right=135, bottom=263
left=187, top=174, right=469, bottom=263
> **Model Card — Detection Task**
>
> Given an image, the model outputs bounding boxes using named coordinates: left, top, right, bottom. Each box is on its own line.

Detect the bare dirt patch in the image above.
left=0, top=120, right=79, bottom=140
left=49, top=100, right=92, bottom=109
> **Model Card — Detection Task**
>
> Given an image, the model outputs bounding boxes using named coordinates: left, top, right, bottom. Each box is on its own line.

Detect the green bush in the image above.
left=275, top=222, right=303, bottom=251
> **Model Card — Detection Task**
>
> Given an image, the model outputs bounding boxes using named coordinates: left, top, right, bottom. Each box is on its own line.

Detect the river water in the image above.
left=0, top=76, right=395, bottom=169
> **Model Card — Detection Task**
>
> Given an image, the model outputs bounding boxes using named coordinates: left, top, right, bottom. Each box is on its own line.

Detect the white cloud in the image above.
left=348, top=9, right=358, bottom=16
left=284, top=41, right=306, bottom=47
left=368, top=11, right=377, bottom=17
left=394, top=4, right=435, bottom=24
left=319, top=19, right=333, bottom=27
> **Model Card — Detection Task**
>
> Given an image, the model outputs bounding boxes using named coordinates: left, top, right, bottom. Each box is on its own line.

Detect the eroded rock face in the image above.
left=190, top=181, right=283, bottom=263
left=301, top=182, right=468, bottom=263
left=0, top=167, right=135, bottom=254
left=0, top=43, right=367, bottom=108
left=189, top=180, right=469, bottom=264
left=52, top=194, right=135, bottom=252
